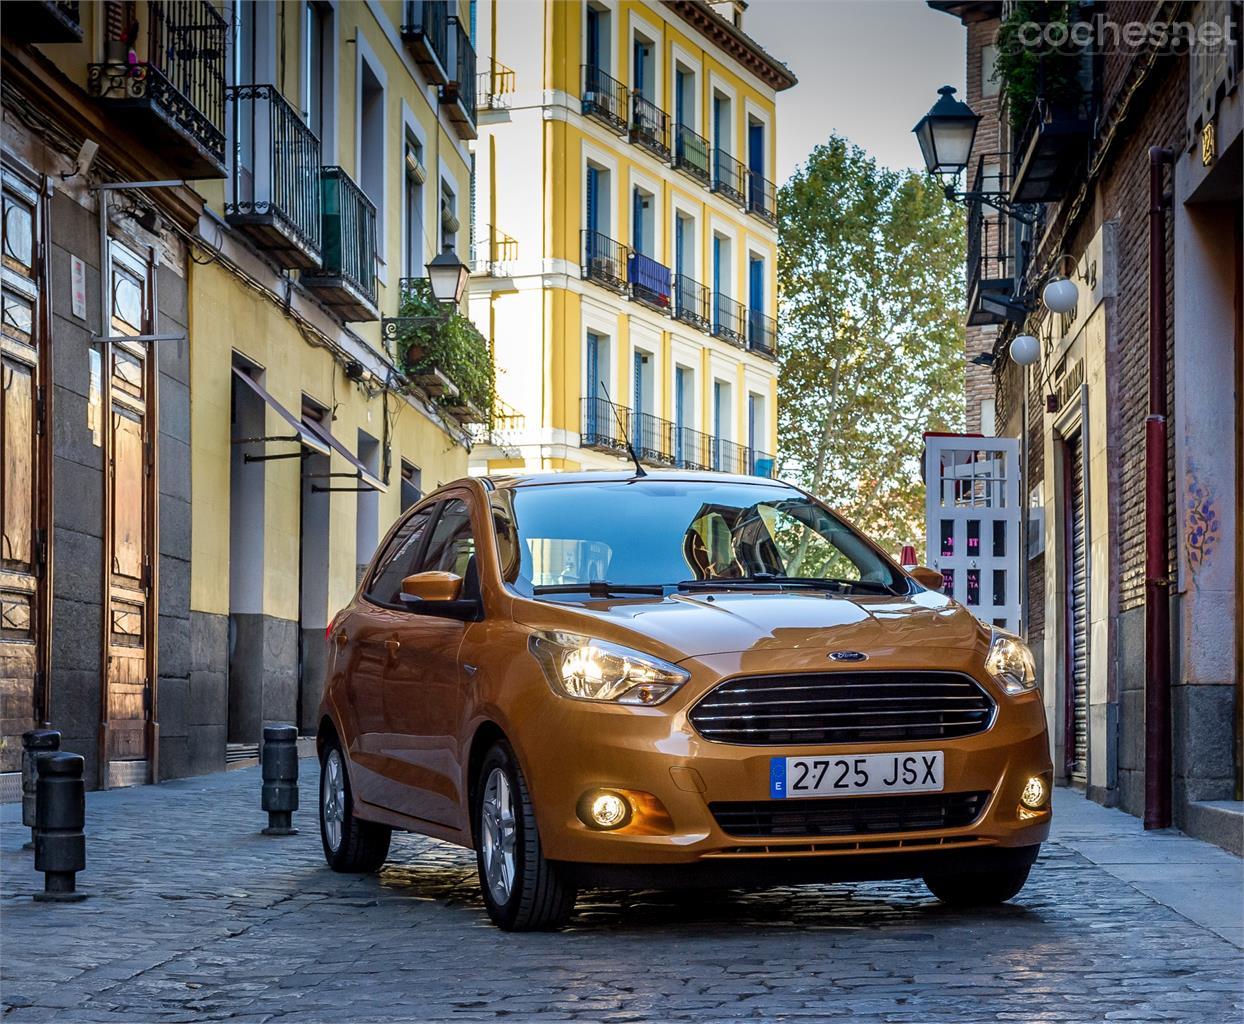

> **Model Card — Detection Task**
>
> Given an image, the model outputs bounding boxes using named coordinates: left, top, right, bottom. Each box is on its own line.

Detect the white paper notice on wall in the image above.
left=71, top=255, right=87, bottom=320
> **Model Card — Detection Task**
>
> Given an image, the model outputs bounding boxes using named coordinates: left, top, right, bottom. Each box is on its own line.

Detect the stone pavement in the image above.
left=1, top=761, right=1241, bottom=1024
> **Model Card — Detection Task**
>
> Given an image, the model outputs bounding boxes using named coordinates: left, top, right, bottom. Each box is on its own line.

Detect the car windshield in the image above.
left=492, top=479, right=905, bottom=597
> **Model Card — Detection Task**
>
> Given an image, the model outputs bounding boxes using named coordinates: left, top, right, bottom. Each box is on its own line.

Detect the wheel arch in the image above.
left=466, top=720, right=510, bottom=847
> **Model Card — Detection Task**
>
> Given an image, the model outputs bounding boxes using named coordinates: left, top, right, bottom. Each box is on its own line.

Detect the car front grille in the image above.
left=688, top=671, right=996, bottom=746
left=709, top=791, right=990, bottom=838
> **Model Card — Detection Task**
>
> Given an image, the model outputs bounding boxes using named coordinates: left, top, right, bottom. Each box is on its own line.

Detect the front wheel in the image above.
left=475, top=741, right=577, bottom=931
left=923, top=864, right=1031, bottom=906
left=320, top=736, right=391, bottom=873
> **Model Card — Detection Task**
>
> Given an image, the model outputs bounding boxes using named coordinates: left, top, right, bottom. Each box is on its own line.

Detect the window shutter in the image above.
left=586, top=166, right=598, bottom=234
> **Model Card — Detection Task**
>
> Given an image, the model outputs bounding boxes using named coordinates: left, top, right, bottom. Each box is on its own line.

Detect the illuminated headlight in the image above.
left=985, top=628, right=1037, bottom=694
left=529, top=630, right=689, bottom=705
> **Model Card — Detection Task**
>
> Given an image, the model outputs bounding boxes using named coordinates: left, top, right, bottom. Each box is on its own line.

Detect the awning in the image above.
left=231, top=367, right=330, bottom=456
left=302, top=416, right=387, bottom=493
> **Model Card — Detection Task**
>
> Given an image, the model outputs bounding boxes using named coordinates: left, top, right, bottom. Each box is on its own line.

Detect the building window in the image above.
left=980, top=398, right=997, bottom=436
left=586, top=163, right=610, bottom=235
left=748, top=391, right=765, bottom=452
left=359, top=56, right=384, bottom=252
left=585, top=330, right=610, bottom=398
left=440, top=180, right=459, bottom=252
left=981, top=43, right=999, bottom=98
left=303, top=1, right=333, bottom=150
left=632, top=348, right=653, bottom=416
left=712, top=378, right=731, bottom=470
left=674, top=64, right=695, bottom=129
left=585, top=2, right=610, bottom=71
left=403, top=134, right=425, bottom=278
left=747, top=116, right=764, bottom=177
left=748, top=254, right=764, bottom=316
left=400, top=459, right=422, bottom=510
left=632, top=30, right=654, bottom=97
left=356, top=431, right=381, bottom=581
left=712, top=90, right=732, bottom=153
left=632, top=186, right=653, bottom=256
left=674, top=211, right=694, bottom=277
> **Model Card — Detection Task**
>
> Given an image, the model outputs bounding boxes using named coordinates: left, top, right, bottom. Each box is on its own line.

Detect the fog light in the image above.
left=578, top=790, right=632, bottom=830
left=1021, top=775, right=1049, bottom=810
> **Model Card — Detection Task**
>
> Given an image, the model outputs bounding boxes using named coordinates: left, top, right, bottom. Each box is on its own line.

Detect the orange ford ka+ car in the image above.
left=317, top=472, right=1052, bottom=930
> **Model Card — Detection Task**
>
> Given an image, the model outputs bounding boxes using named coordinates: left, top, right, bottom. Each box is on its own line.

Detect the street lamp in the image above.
left=913, top=86, right=980, bottom=178
left=426, top=244, right=470, bottom=305
left=381, top=244, right=469, bottom=343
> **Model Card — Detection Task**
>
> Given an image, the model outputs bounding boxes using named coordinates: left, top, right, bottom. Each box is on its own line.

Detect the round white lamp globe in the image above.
left=1010, top=333, right=1040, bottom=366
left=1042, top=276, right=1079, bottom=315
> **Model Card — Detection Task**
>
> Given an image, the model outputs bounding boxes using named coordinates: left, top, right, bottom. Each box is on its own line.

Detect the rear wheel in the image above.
left=320, top=735, right=391, bottom=873
left=475, top=741, right=577, bottom=931
left=923, top=865, right=1031, bottom=906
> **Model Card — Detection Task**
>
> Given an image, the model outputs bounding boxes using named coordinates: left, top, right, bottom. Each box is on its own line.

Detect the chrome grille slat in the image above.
left=688, top=671, right=996, bottom=746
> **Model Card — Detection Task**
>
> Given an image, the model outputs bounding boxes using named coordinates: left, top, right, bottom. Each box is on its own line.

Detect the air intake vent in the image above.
left=710, top=791, right=990, bottom=838
left=689, top=671, right=995, bottom=746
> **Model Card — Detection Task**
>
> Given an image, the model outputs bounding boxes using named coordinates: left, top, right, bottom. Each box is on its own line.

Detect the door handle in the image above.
left=334, top=632, right=348, bottom=647
left=384, top=639, right=401, bottom=653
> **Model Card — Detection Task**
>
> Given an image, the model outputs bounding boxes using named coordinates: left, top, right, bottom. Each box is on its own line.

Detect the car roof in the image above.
left=480, top=470, right=796, bottom=492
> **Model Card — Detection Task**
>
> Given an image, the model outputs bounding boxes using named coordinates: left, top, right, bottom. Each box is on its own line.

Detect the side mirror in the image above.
left=909, top=566, right=944, bottom=591
left=400, top=571, right=463, bottom=603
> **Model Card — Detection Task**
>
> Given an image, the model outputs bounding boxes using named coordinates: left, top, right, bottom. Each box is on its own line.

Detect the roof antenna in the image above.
left=600, top=384, right=647, bottom=478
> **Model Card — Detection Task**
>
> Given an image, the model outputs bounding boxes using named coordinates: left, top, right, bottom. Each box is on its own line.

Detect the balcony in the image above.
left=87, top=0, right=227, bottom=178
left=478, top=58, right=515, bottom=111
left=473, top=225, right=517, bottom=277
left=440, top=16, right=477, bottom=140
left=747, top=309, right=778, bottom=359
left=712, top=437, right=750, bottom=475
left=673, top=125, right=711, bottom=186
left=581, top=64, right=629, bottom=135
left=748, top=449, right=777, bottom=478
left=581, top=229, right=630, bottom=293
left=630, top=93, right=670, bottom=161
left=7, top=1, right=82, bottom=43
left=747, top=171, right=777, bottom=226
left=301, top=167, right=378, bottom=322
left=1010, top=97, right=1092, bottom=203
left=401, top=1, right=450, bottom=85
left=627, top=252, right=672, bottom=312
left=712, top=293, right=746, bottom=348
left=673, top=274, right=710, bottom=332
left=581, top=397, right=634, bottom=456
left=712, top=149, right=746, bottom=207
left=632, top=410, right=675, bottom=464
left=966, top=155, right=1016, bottom=327
left=674, top=425, right=712, bottom=471
left=225, top=85, right=321, bottom=270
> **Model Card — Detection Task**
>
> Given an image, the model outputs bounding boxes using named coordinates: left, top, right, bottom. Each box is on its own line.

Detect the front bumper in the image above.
left=517, top=652, right=1052, bottom=870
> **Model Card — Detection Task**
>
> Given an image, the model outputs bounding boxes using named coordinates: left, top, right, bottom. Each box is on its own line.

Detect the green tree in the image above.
left=778, top=136, right=965, bottom=558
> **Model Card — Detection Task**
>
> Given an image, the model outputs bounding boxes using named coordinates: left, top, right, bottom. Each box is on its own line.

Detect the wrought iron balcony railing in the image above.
left=401, top=1, right=451, bottom=85
left=966, top=154, right=1017, bottom=327
left=747, top=309, right=778, bottom=358
left=747, top=171, right=777, bottom=226
left=87, top=0, right=227, bottom=178
left=630, top=93, right=670, bottom=161
left=582, top=64, right=629, bottom=134
left=9, top=1, right=83, bottom=42
left=674, top=425, right=712, bottom=471
left=628, top=252, right=672, bottom=311
left=582, top=229, right=630, bottom=293
left=473, top=225, right=518, bottom=276
left=581, top=396, right=632, bottom=455
left=440, top=16, right=477, bottom=139
left=226, top=84, right=322, bottom=270
left=712, top=149, right=746, bottom=207
left=712, top=437, right=750, bottom=475
left=301, top=167, right=378, bottom=322
left=478, top=58, right=515, bottom=110
left=712, top=293, right=746, bottom=348
left=748, top=448, right=777, bottom=478
left=673, top=125, right=711, bottom=185
left=673, top=274, right=710, bottom=332
left=632, top=409, right=675, bottom=464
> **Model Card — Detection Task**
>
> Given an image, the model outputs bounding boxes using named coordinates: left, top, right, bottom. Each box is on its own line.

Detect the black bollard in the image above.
left=33, top=752, right=87, bottom=902
left=21, top=730, right=61, bottom=850
left=261, top=724, right=299, bottom=835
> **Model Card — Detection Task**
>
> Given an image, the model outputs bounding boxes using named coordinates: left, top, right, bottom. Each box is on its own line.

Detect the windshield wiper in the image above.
left=532, top=581, right=666, bottom=598
left=677, top=574, right=896, bottom=594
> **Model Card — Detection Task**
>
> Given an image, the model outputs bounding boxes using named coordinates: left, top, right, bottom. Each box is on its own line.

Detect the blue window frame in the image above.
left=586, top=165, right=600, bottom=233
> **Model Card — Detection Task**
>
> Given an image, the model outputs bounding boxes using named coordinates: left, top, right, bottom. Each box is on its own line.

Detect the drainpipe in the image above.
left=1144, top=146, right=1174, bottom=830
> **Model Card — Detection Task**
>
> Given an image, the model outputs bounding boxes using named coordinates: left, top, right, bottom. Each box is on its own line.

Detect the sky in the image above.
left=742, top=0, right=966, bottom=181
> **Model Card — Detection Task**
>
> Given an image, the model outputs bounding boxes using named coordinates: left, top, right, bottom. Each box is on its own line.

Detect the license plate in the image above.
left=769, top=751, right=944, bottom=799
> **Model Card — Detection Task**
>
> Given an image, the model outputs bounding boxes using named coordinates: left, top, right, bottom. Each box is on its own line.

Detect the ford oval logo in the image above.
left=829, top=651, right=868, bottom=662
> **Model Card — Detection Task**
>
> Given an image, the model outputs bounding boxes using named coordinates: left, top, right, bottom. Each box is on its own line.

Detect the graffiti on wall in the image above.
left=1184, top=468, right=1221, bottom=576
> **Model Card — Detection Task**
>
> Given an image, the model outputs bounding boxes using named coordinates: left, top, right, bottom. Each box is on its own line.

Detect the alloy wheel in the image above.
left=480, top=766, right=517, bottom=904
left=322, top=748, right=345, bottom=853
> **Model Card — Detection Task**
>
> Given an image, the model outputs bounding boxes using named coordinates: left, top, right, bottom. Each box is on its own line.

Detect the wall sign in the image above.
left=70, top=254, right=87, bottom=320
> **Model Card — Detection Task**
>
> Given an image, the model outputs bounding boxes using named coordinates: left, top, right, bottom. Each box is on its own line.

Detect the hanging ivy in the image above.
left=395, top=279, right=496, bottom=422
left=993, top=1, right=1086, bottom=132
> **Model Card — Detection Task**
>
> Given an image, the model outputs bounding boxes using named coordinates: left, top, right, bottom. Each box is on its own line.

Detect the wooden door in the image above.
left=102, top=243, right=157, bottom=786
left=1, top=166, right=49, bottom=774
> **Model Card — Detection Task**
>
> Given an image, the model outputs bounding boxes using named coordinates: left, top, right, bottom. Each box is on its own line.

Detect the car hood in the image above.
left=517, top=588, right=986, bottom=660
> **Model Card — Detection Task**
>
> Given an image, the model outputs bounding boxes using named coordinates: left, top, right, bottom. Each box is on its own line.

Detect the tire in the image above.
left=923, top=865, right=1031, bottom=907
left=475, top=741, right=577, bottom=931
left=319, top=734, right=391, bottom=873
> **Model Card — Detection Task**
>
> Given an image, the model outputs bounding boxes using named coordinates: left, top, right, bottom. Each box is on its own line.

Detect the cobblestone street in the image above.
left=1, top=761, right=1241, bottom=1023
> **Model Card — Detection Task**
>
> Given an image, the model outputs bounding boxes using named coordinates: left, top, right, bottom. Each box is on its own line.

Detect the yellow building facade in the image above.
left=469, top=0, right=794, bottom=475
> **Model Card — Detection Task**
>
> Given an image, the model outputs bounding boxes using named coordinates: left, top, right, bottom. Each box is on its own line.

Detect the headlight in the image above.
left=985, top=628, right=1037, bottom=694
left=528, top=630, right=689, bottom=705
